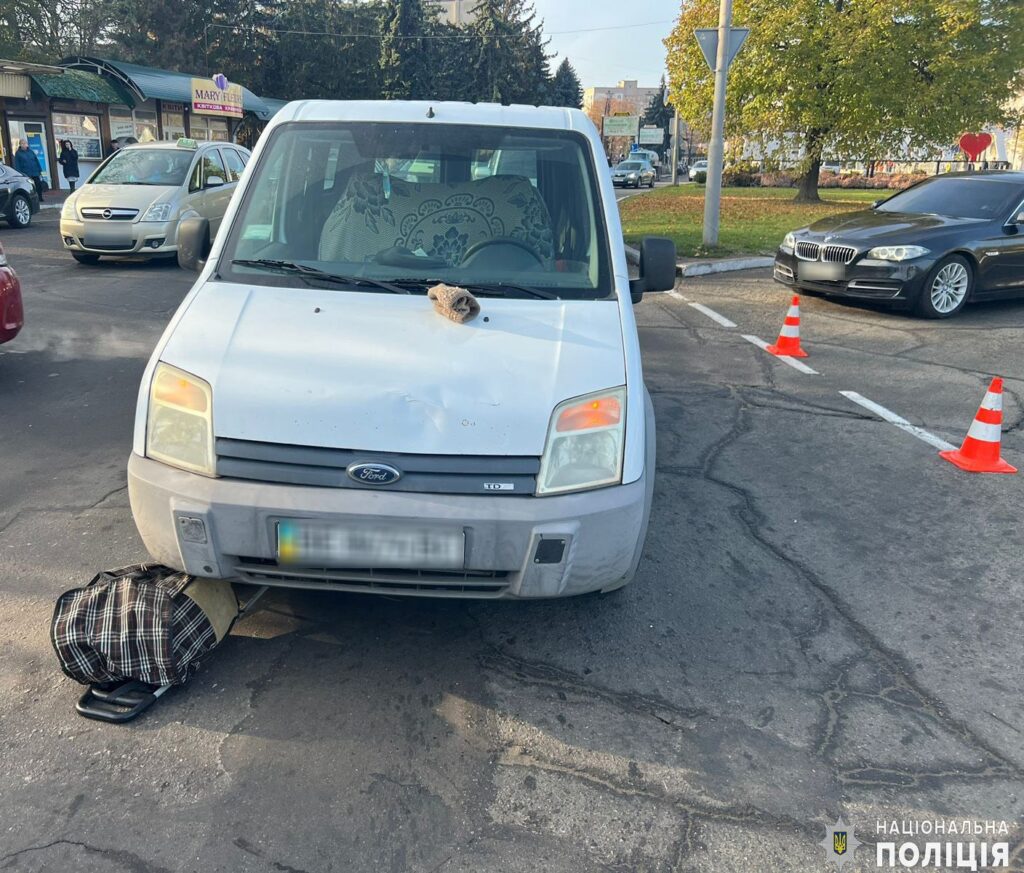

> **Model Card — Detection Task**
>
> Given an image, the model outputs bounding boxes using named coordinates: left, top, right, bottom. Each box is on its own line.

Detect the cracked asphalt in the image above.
left=1, top=213, right=1023, bottom=872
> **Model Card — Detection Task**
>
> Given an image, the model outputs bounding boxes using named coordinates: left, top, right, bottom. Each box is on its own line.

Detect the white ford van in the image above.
left=128, top=101, right=676, bottom=598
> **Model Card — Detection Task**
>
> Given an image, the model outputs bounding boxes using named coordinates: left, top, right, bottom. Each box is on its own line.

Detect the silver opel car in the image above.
left=59, top=139, right=250, bottom=264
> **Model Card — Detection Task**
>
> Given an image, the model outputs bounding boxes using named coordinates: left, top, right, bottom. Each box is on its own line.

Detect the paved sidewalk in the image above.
left=624, top=242, right=773, bottom=277
left=38, top=189, right=71, bottom=211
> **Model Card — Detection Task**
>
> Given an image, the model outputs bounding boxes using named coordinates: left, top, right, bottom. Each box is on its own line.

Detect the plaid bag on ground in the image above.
left=51, top=564, right=238, bottom=686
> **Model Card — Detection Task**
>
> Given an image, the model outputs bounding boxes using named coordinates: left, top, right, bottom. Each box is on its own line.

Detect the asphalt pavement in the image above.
left=1, top=211, right=1023, bottom=872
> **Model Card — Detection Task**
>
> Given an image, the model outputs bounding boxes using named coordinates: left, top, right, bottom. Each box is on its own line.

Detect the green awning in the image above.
left=30, top=69, right=132, bottom=105
left=82, top=58, right=272, bottom=118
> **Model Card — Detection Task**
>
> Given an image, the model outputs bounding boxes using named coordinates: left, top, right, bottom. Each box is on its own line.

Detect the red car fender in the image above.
left=0, top=264, right=24, bottom=344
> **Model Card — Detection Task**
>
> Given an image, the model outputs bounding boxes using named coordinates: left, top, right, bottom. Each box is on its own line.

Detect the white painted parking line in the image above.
left=840, top=391, right=956, bottom=452
left=666, top=289, right=689, bottom=302
left=688, top=302, right=737, bottom=328
left=741, top=335, right=819, bottom=375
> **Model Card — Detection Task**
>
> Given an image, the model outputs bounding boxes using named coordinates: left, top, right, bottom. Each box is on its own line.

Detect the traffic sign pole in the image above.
left=703, top=0, right=733, bottom=247
left=671, top=108, right=680, bottom=186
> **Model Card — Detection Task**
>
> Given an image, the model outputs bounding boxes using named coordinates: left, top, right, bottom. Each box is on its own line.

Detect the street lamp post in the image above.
left=703, top=0, right=733, bottom=247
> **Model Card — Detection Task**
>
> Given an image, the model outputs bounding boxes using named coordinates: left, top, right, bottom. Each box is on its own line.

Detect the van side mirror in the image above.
left=204, top=175, right=225, bottom=188
left=629, top=236, right=677, bottom=303
left=177, top=216, right=210, bottom=271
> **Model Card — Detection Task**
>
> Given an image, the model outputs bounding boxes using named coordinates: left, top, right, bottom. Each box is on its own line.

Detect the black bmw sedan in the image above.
left=774, top=172, right=1024, bottom=318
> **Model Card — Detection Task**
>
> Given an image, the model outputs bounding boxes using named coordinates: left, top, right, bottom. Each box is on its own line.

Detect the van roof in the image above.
left=271, top=100, right=590, bottom=133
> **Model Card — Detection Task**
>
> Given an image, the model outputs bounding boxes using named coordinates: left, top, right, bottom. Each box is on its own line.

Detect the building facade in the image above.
left=582, top=80, right=661, bottom=119
left=426, top=0, right=477, bottom=25
left=0, top=56, right=283, bottom=191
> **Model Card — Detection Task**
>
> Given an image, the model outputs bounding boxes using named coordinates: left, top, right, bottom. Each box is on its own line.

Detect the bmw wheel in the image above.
left=916, top=254, right=972, bottom=318
left=7, top=194, right=31, bottom=228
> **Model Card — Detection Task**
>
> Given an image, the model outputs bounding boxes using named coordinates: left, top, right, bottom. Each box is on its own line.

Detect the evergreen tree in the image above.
left=425, top=17, right=476, bottom=101
left=466, top=0, right=550, bottom=105
left=641, top=75, right=673, bottom=150
left=107, top=0, right=213, bottom=73
left=380, top=0, right=427, bottom=100
left=550, top=58, right=582, bottom=108
left=261, top=0, right=386, bottom=100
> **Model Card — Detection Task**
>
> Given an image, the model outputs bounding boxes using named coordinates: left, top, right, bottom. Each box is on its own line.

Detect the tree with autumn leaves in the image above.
left=665, top=0, right=1024, bottom=201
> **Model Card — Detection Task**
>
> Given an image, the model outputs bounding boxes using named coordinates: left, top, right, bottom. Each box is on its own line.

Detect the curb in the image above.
left=624, top=244, right=772, bottom=277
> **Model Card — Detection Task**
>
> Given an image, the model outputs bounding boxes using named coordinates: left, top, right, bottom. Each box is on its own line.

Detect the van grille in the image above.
left=215, top=438, right=539, bottom=496
left=232, top=556, right=511, bottom=598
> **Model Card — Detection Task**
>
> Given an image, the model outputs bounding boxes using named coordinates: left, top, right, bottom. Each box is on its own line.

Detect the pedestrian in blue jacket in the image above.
left=14, top=139, right=45, bottom=202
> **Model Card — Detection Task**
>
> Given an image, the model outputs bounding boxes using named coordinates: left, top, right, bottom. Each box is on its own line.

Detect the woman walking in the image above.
left=58, top=140, right=80, bottom=192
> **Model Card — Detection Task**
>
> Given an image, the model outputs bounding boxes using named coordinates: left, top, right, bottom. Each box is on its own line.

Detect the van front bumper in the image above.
left=127, top=453, right=652, bottom=599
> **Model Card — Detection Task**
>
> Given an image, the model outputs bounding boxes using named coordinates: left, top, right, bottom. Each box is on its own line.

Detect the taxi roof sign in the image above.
left=176, top=137, right=198, bottom=150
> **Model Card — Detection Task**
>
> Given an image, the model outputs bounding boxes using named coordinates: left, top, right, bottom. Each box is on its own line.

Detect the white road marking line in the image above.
left=840, top=391, right=956, bottom=451
left=688, top=302, right=737, bottom=328
left=741, top=334, right=819, bottom=375
left=666, top=289, right=689, bottom=302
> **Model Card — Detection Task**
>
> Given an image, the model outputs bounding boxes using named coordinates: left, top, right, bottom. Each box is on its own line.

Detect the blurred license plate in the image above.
left=277, top=520, right=464, bottom=569
left=799, top=262, right=844, bottom=281
left=83, top=224, right=132, bottom=247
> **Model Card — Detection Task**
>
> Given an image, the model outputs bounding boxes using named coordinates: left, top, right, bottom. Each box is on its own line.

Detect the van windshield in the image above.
left=221, top=121, right=613, bottom=299
left=90, top=148, right=194, bottom=186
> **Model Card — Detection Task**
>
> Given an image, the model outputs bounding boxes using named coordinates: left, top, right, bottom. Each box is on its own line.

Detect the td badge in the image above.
left=819, top=818, right=861, bottom=869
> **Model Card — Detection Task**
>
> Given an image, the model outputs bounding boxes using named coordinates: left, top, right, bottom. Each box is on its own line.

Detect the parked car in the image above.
left=775, top=171, right=1024, bottom=318
left=612, top=159, right=656, bottom=188
left=127, top=100, right=676, bottom=599
left=59, top=139, right=250, bottom=264
left=0, top=162, right=40, bottom=228
left=688, top=159, right=708, bottom=181
left=0, top=241, right=24, bottom=345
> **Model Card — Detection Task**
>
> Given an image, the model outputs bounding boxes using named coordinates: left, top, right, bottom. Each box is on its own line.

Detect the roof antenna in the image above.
left=426, top=106, right=435, bottom=118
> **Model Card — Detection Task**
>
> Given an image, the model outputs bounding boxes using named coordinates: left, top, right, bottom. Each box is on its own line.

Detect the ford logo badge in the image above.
left=347, top=462, right=402, bottom=486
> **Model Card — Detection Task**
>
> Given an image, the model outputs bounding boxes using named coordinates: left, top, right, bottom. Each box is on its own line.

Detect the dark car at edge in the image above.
left=0, top=162, right=40, bottom=229
left=774, top=171, right=1024, bottom=318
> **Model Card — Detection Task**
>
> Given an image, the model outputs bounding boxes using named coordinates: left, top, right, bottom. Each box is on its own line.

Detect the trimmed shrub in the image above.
left=694, top=170, right=707, bottom=184
left=759, top=171, right=797, bottom=188
left=723, top=170, right=760, bottom=187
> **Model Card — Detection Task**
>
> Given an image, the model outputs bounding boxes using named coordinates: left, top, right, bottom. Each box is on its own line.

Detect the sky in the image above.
left=530, top=0, right=680, bottom=90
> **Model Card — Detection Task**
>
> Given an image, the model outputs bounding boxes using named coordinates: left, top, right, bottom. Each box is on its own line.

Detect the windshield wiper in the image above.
left=398, top=278, right=558, bottom=300
left=231, top=259, right=410, bottom=294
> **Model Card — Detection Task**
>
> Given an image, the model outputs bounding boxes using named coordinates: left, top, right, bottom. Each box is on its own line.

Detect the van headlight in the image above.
left=141, top=202, right=174, bottom=222
left=146, top=363, right=215, bottom=476
left=536, top=388, right=625, bottom=495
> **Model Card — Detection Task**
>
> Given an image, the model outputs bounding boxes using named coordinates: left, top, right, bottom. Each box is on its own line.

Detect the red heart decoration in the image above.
left=958, top=132, right=993, bottom=161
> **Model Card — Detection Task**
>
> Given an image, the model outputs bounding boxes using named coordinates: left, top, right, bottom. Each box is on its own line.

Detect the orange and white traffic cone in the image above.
left=766, top=295, right=808, bottom=358
left=940, top=377, right=1017, bottom=474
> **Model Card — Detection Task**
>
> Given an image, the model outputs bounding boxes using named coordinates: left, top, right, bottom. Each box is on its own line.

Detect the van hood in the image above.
left=159, top=282, right=626, bottom=457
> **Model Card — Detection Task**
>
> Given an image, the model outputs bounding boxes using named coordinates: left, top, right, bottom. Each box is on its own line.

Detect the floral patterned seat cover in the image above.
left=319, top=170, right=556, bottom=267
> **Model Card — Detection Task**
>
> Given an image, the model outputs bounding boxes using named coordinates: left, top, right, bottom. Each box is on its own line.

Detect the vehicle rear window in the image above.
left=221, top=121, right=614, bottom=300
left=877, top=177, right=1022, bottom=219
left=90, top=149, right=193, bottom=186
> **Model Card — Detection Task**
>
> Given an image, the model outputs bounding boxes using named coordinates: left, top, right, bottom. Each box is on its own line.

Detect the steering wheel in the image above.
left=461, top=237, right=545, bottom=266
